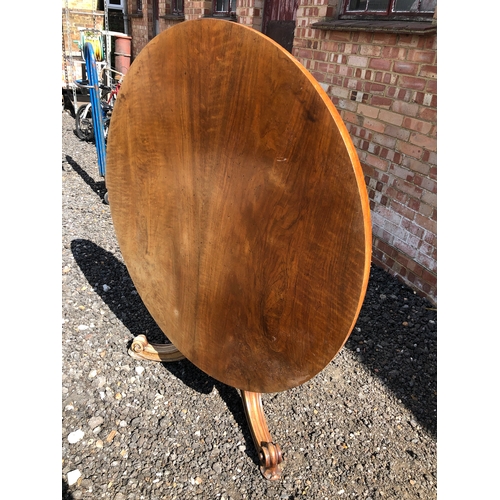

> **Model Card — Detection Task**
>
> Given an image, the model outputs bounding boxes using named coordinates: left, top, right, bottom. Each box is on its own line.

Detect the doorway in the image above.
left=262, top=0, right=299, bottom=53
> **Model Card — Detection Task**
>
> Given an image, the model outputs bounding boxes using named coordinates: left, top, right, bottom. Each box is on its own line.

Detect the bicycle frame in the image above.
left=105, top=81, right=121, bottom=104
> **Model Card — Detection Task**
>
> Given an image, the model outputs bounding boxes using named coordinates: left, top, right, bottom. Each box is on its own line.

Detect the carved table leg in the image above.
left=240, top=390, right=283, bottom=480
left=128, top=334, right=186, bottom=362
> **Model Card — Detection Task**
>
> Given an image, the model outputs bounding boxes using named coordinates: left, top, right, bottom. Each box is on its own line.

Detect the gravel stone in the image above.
left=88, top=416, right=104, bottom=429
left=67, top=469, right=81, bottom=486
left=67, top=430, right=85, bottom=444
left=62, top=111, right=437, bottom=499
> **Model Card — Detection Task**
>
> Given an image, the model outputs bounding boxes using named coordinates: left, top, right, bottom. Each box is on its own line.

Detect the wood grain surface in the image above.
left=106, top=19, right=371, bottom=393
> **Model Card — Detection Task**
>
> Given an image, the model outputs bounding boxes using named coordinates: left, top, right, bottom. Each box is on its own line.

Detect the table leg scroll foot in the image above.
left=240, top=390, right=283, bottom=481
left=128, top=334, right=186, bottom=362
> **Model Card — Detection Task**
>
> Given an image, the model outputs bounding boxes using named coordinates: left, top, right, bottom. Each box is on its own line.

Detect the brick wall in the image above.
left=62, top=6, right=104, bottom=84
left=129, top=16, right=149, bottom=55
left=292, top=4, right=437, bottom=304
left=129, top=1, right=214, bottom=57
left=237, top=0, right=263, bottom=31
left=63, top=0, right=96, bottom=9
left=185, top=1, right=212, bottom=19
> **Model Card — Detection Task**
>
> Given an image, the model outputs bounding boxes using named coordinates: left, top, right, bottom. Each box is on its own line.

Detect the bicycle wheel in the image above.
left=76, top=104, right=94, bottom=141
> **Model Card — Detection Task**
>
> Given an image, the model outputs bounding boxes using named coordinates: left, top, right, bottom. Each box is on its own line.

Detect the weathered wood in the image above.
left=128, top=334, right=186, bottom=362
left=241, top=390, right=283, bottom=480
left=106, top=18, right=371, bottom=394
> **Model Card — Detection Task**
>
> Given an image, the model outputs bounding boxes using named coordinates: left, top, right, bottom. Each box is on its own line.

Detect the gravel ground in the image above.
left=61, top=109, right=437, bottom=500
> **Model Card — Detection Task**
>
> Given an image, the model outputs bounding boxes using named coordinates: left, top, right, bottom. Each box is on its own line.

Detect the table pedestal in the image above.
left=128, top=334, right=283, bottom=480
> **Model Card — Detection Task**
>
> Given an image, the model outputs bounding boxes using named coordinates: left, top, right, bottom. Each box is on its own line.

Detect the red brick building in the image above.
left=64, top=0, right=438, bottom=304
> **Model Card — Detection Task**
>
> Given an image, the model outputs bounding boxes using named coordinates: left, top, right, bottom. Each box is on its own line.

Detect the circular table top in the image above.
left=106, top=19, right=372, bottom=393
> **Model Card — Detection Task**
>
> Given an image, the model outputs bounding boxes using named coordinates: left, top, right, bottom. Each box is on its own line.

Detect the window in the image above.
left=213, top=0, right=237, bottom=17
left=131, top=0, right=142, bottom=14
left=172, top=0, right=184, bottom=15
left=107, top=0, right=125, bottom=10
left=313, top=0, right=436, bottom=33
left=341, top=0, right=436, bottom=18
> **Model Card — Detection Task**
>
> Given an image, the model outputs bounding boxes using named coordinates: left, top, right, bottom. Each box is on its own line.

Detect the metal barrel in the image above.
left=114, top=35, right=132, bottom=76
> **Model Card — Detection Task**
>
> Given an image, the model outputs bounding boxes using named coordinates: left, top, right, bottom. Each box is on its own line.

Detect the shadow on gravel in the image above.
left=65, top=154, right=107, bottom=203
left=71, top=239, right=436, bottom=452
left=70, top=239, right=261, bottom=466
left=161, top=360, right=260, bottom=467
left=62, top=478, right=75, bottom=500
left=346, top=265, right=437, bottom=438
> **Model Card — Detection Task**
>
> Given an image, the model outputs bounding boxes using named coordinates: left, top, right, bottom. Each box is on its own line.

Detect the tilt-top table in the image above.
left=106, top=18, right=371, bottom=480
